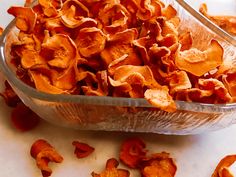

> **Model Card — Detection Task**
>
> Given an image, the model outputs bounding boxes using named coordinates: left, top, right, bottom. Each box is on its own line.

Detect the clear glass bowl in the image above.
left=1, top=0, right=236, bottom=135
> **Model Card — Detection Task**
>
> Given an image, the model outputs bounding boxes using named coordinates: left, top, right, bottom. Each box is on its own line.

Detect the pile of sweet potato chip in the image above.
left=7, top=0, right=236, bottom=112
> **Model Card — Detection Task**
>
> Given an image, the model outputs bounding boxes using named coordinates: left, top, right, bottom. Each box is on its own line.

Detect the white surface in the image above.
left=0, top=0, right=236, bottom=177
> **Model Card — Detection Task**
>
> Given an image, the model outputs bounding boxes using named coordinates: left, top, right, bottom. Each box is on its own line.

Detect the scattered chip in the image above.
left=119, top=137, right=147, bottom=168
left=30, top=139, right=63, bottom=177
left=72, top=141, right=95, bottom=159
left=211, top=155, right=236, bottom=177
left=91, top=158, right=130, bottom=177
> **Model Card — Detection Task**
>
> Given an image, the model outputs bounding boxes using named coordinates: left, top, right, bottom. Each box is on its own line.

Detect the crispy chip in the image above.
left=211, top=155, right=236, bottom=177
left=8, top=6, right=37, bottom=33
left=178, top=31, right=193, bottom=51
left=175, top=39, right=223, bottom=76
left=30, top=139, right=63, bottom=177
left=199, top=3, right=236, bottom=36
left=139, top=152, right=177, bottom=177
left=72, top=141, right=95, bottom=159
left=144, top=87, right=176, bottom=112
left=91, top=158, right=130, bottom=177
left=76, top=27, right=106, bottom=58
left=42, top=34, right=77, bottom=68
left=11, top=103, right=40, bottom=131
left=120, top=137, right=147, bottom=168
left=39, top=0, right=62, bottom=17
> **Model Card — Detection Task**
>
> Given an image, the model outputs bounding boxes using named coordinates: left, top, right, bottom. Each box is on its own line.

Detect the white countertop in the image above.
left=0, top=0, right=236, bottom=177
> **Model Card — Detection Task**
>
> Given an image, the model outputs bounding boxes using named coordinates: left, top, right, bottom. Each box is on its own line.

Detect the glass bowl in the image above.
left=1, top=0, right=236, bottom=135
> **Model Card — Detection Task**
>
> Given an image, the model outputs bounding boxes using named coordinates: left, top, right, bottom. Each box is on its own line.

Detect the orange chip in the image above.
left=72, top=141, right=94, bottom=159
left=136, top=0, right=162, bottom=21
left=98, top=3, right=130, bottom=34
left=60, top=0, right=91, bottom=28
left=91, top=158, right=130, bottom=177
left=199, top=3, right=236, bottom=36
left=144, top=87, right=176, bottom=112
left=29, top=70, right=65, bottom=94
left=199, top=78, right=232, bottom=103
left=178, top=31, right=193, bottom=51
left=30, top=139, right=63, bottom=177
left=169, top=71, right=192, bottom=94
left=101, top=29, right=141, bottom=66
left=75, top=27, right=106, bottom=58
left=175, top=39, right=223, bottom=76
left=8, top=6, right=37, bottom=33
left=161, top=5, right=177, bottom=20
left=211, top=155, right=236, bottom=177
left=42, top=34, right=77, bottom=68
left=38, top=0, right=62, bottom=17
left=120, top=137, right=147, bottom=168
left=139, top=152, right=177, bottom=177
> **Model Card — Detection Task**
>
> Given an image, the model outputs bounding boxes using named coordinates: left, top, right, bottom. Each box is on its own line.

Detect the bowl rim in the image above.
left=1, top=0, right=236, bottom=113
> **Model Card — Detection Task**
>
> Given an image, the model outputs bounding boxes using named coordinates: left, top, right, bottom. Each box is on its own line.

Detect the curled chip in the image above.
left=144, top=87, right=176, bottom=112
left=175, top=39, right=223, bottom=76
left=139, top=152, right=177, bottom=177
left=199, top=3, right=236, bottom=36
left=11, top=103, right=40, bottom=131
left=42, top=34, right=77, bottom=69
left=75, top=27, right=106, bottom=58
left=7, top=6, right=37, bottom=32
left=72, top=141, right=95, bottom=159
left=119, top=137, right=147, bottom=168
left=91, top=158, right=130, bottom=177
left=30, top=139, right=63, bottom=177
left=211, top=155, right=236, bottom=177
left=38, top=0, right=62, bottom=17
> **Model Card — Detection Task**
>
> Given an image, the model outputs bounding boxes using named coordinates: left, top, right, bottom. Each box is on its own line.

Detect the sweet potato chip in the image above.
left=175, top=39, right=223, bottom=76
left=91, top=158, right=130, bottom=177
left=72, top=141, right=94, bottom=159
left=60, top=0, right=93, bottom=28
left=29, top=70, right=65, bottom=94
left=136, top=0, right=162, bottom=21
left=178, top=31, right=193, bottom=51
left=76, top=27, right=106, bottom=58
left=144, top=87, right=176, bottom=112
left=212, top=155, right=236, bottom=177
left=98, top=3, right=130, bottom=34
left=139, top=152, right=177, bottom=177
left=8, top=6, right=37, bottom=33
left=221, top=68, right=236, bottom=98
left=198, top=78, right=232, bottom=103
left=42, top=34, right=77, bottom=68
left=39, top=0, right=62, bottom=17
left=30, top=139, right=63, bottom=177
left=11, top=103, right=40, bottom=131
left=120, top=137, right=147, bottom=168
left=199, top=3, right=236, bottom=36
left=169, top=71, right=192, bottom=94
